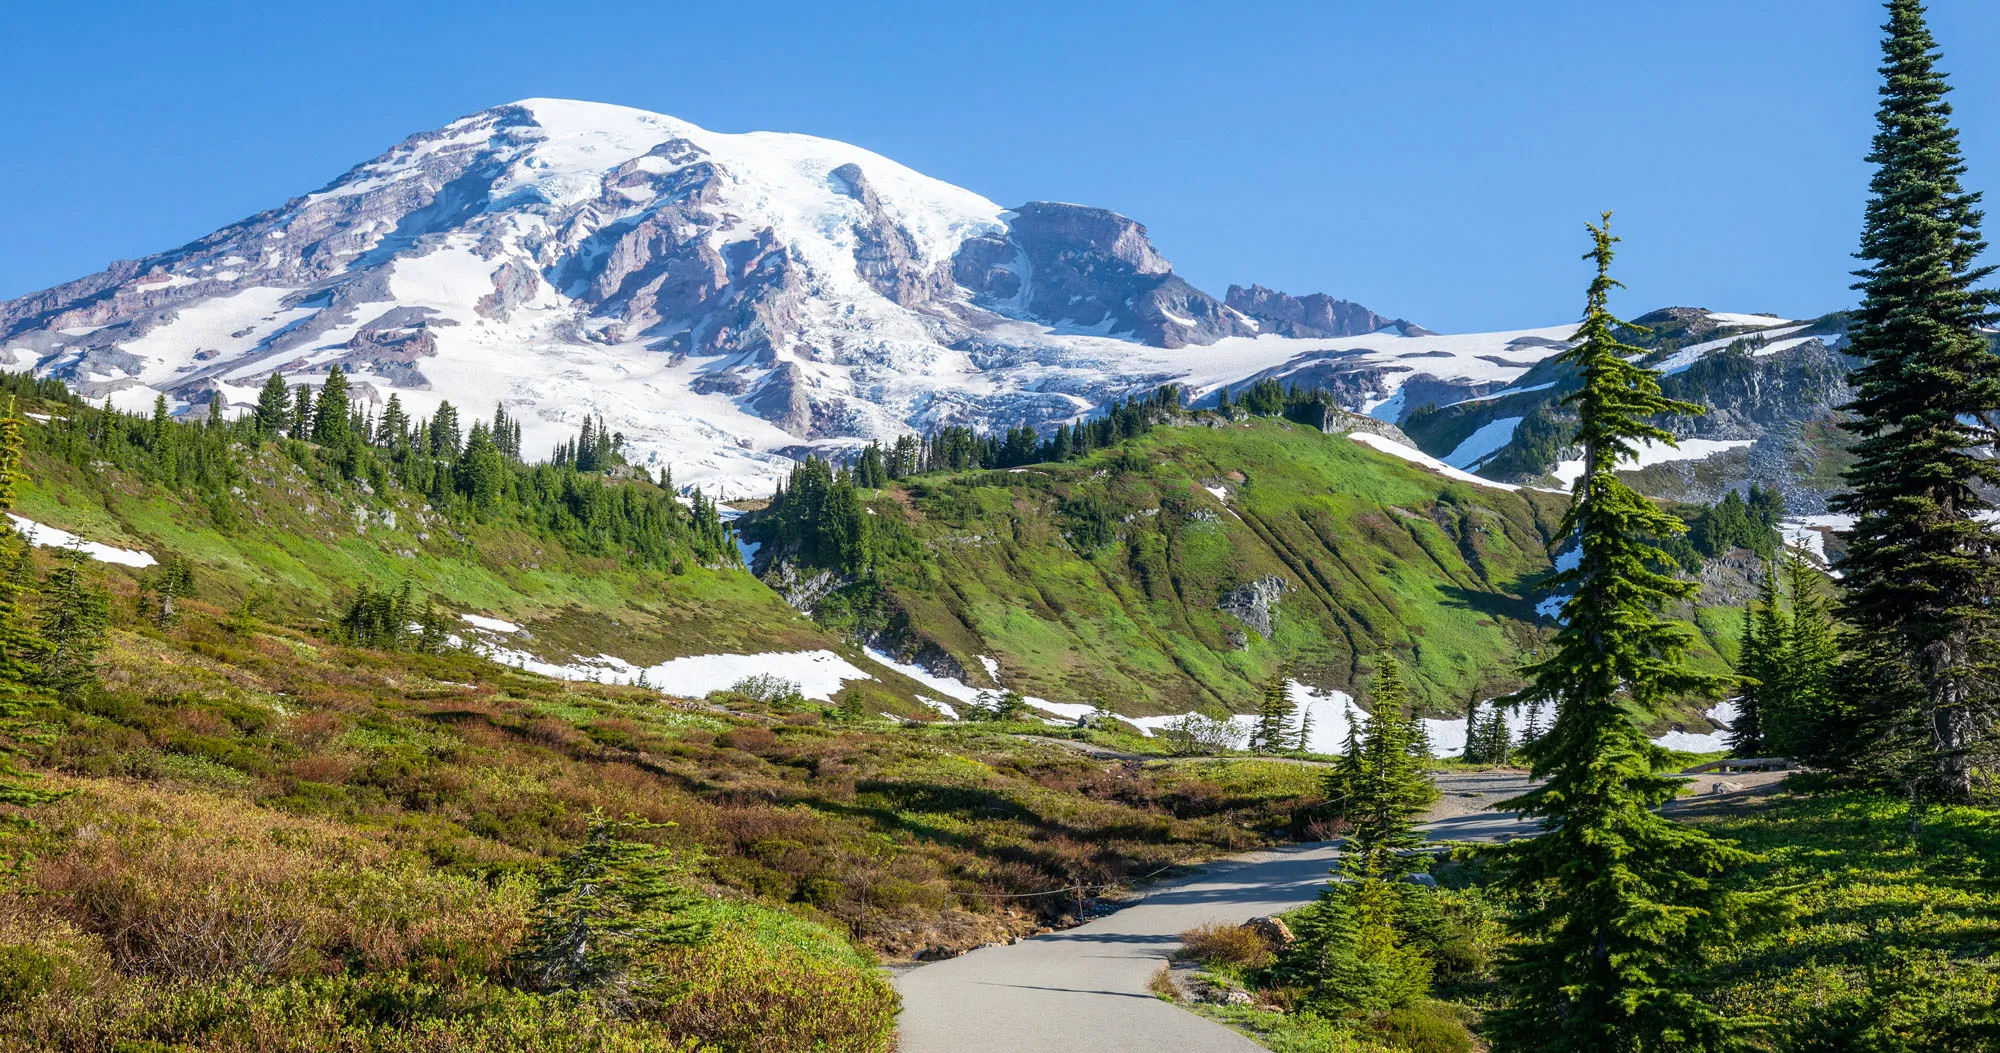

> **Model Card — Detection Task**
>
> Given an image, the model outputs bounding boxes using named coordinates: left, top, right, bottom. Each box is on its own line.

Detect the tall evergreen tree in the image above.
left=1730, top=566, right=1785, bottom=756
left=1831, top=0, right=2000, bottom=802
left=254, top=373, right=291, bottom=437
left=1328, top=656, right=1437, bottom=877
left=1252, top=668, right=1292, bottom=753
left=289, top=384, right=315, bottom=440
left=0, top=401, right=61, bottom=816
left=36, top=545, right=109, bottom=703
left=431, top=400, right=462, bottom=459
left=377, top=393, right=410, bottom=449
left=1775, top=551, right=1838, bottom=759
left=311, top=367, right=352, bottom=446
left=1486, top=217, right=1756, bottom=1052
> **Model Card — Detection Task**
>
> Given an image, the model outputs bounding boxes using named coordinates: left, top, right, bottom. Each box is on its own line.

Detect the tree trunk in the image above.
left=1926, top=637, right=1976, bottom=802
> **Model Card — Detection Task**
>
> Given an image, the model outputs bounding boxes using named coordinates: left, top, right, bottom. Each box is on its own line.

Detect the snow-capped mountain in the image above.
left=0, top=98, right=1760, bottom=496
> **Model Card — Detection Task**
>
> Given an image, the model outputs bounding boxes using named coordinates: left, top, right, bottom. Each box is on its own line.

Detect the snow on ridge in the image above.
left=1349, top=431, right=1520, bottom=492
left=1706, top=312, right=1794, bottom=328
left=1549, top=437, right=1755, bottom=489
left=7, top=514, right=156, bottom=568
left=1444, top=416, right=1522, bottom=470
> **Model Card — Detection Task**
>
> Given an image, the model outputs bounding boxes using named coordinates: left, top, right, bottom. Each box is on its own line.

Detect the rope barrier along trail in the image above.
left=948, top=859, right=1190, bottom=899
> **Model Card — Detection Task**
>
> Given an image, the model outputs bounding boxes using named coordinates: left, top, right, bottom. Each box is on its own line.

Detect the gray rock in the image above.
left=1224, top=283, right=1417, bottom=339
left=1219, top=575, right=1287, bottom=638
left=954, top=202, right=1258, bottom=349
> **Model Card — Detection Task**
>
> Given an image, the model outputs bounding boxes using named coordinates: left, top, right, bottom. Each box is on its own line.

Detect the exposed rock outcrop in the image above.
left=1224, top=283, right=1419, bottom=339
left=955, top=202, right=1257, bottom=348
left=1219, top=575, right=1287, bottom=639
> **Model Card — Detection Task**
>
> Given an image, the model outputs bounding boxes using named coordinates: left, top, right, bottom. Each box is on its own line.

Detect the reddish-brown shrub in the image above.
left=1177, top=922, right=1276, bottom=969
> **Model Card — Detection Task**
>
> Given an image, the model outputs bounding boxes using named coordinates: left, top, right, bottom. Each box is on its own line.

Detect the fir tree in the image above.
left=1830, top=0, right=2000, bottom=802
left=431, top=400, right=462, bottom=459
left=1252, top=668, right=1291, bottom=753
left=311, top=366, right=352, bottom=446
left=0, top=401, right=61, bottom=816
left=290, top=384, right=315, bottom=440
left=377, top=393, right=410, bottom=449
left=139, top=555, right=195, bottom=629
left=511, top=813, right=709, bottom=1007
left=1331, top=656, right=1437, bottom=878
left=253, top=373, right=291, bottom=437
left=36, top=545, right=109, bottom=703
left=1774, top=551, right=1838, bottom=759
left=1731, top=566, right=1785, bottom=756
left=1485, top=216, right=1756, bottom=1053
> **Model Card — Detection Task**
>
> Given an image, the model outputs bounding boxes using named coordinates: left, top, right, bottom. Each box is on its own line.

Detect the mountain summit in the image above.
left=3, top=99, right=1597, bottom=495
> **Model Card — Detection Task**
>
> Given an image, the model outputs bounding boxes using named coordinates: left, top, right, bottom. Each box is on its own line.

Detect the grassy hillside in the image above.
left=753, top=419, right=1746, bottom=718
left=8, top=387, right=829, bottom=668
left=754, top=420, right=1575, bottom=714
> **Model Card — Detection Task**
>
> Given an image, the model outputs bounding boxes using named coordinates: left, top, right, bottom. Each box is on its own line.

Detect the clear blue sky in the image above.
left=4, top=1, right=1995, bottom=333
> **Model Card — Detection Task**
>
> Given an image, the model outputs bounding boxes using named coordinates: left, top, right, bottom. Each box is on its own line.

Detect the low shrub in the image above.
left=1369, top=1000, right=1476, bottom=1053
left=1178, top=922, right=1275, bottom=970
left=644, top=933, right=897, bottom=1052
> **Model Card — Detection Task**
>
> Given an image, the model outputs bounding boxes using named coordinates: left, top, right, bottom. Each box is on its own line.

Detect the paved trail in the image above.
left=893, top=773, right=1541, bottom=1053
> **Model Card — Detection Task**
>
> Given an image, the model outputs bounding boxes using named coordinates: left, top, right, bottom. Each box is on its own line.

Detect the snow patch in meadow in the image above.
left=915, top=696, right=959, bottom=720
left=475, top=644, right=875, bottom=701
left=1204, top=485, right=1229, bottom=503
left=1780, top=514, right=1854, bottom=563
left=864, top=647, right=984, bottom=704
left=1653, top=700, right=1739, bottom=753
left=6, top=514, right=156, bottom=567
left=460, top=613, right=521, bottom=634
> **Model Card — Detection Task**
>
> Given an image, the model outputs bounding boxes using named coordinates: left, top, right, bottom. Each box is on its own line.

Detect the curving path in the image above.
left=893, top=775, right=1541, bottom=1053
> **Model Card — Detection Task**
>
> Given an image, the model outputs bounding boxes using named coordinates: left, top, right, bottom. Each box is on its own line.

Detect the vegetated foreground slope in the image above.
left=0, top=385, right=1347, bottom=1050
left=753, top=417, right=1744, bottom=716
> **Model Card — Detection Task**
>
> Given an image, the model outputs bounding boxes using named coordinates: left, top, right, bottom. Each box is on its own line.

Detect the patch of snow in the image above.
left=1779, top=514, right=1855, bottom=563
left=1627, top=437, right=1756, bottom=469
left=6, top=514, right=156, bottom=567
left=1706, top=312, right=1793, bottom=328
left=1444, top=416, right=1522, bottom=469
left=1447, top=381, right=1557, bottom=407
left=1651, top=325, right=1809, bottom=375
left=460, top=613, right=521, bottom=634
left=476, top=644, right=874, bottom=701
left=1204, top=485, right=1228, bottom=503
left=1349, top=431, right=1520, bottom=492
left=1550, top=437, right=1754, bottom=488
left=977, top=655, right=1002, bottom=683
left=864, top=647, right=983, bottom=704
left=915, top=696, right=959, bottom=720
left=1653, top=700, right=1739, bottom=753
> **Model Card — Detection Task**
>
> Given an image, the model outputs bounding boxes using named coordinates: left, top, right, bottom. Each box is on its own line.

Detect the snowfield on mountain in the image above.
left=0, top=99, right=1802, bottom=498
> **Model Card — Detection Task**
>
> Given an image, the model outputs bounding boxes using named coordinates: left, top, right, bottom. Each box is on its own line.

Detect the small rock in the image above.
left=1712, top=780, right=1744, bottom=794
left=1245, top=915, right=1295, bottom=947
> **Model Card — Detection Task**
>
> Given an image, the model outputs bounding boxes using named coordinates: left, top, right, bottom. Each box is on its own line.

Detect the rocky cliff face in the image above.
left=1224, top=284, right=1425, bottom=338
left=954, top=202, right=1257, bottom=348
